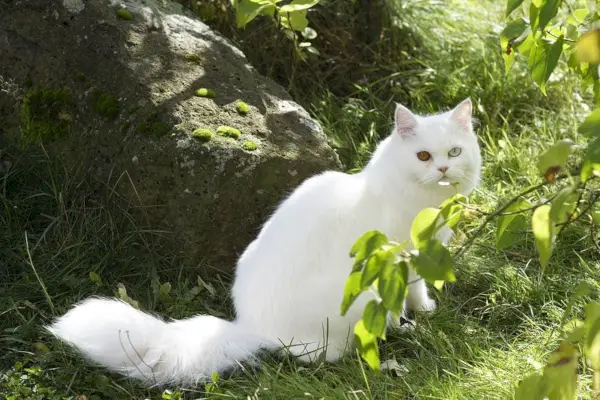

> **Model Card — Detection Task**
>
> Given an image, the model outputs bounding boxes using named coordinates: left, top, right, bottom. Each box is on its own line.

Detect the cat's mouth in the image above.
left=437, top=176, right=458, bottom=187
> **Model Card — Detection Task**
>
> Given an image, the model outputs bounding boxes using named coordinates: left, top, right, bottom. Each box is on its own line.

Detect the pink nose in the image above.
left=438, top=166, right=448, bottom=173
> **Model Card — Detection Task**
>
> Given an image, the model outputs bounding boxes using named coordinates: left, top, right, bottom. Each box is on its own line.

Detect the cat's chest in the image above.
left=368, top=191, right=446, bottom=241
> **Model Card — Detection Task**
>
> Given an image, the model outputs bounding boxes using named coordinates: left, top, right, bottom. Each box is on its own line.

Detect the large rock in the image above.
left=0, top=0, right=340, bottom=270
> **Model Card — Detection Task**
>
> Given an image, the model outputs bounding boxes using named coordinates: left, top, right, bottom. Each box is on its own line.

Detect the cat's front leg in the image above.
left=406, top=269, right=436, bottom=312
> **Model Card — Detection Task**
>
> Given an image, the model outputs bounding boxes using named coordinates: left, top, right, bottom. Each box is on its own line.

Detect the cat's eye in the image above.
left=417, top=151, right=431, bottom=161
left=448, top=147, right=462, bottom=157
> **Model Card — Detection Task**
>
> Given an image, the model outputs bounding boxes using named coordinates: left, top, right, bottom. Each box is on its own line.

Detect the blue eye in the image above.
left=448, top=147, right=461, bottom=157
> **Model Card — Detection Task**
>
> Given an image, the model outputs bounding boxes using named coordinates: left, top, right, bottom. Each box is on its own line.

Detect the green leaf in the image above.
left=577, top=108, right=600, bottom=137
left=561, top=282, right=593, bottom=325
left=362, top=300, right=387, bottom=338
left=544, top=343, right=579, bottom=400
left=567, top=8, right=589, bottom=25
left=279, top=11, right=308, bottom=31
left=159, top=282, right=172, bottom=299
left=290, top=10, right=309, bottom=31
left=550, top=186, right=578, bottom=224
left=576, top=30, right=600, bottom=63
left=564, top=321, right=586, bottom=343
left=89, top=271, right=102, bottom=284
left=585, top=301, right=600, bottom=323
left=354, top=320, right=380, bottom=371
left=581, top=137, right=600, bottom=182
left=350, top=230, right=388, bottom=272
left=585, top=302, right=600, bottom=369
left=279, top=0, right=319, bottom=13
left=440, top=194, right=466, bottom=230
left=529, top=35, right=564, bottom=94
left=236, top=0, right=275, bottom=28
left=514, top=373, right=546, bottom=400
left=378, top=261, right=408, bottom=314
left=301, top=26, right=317, bottom=39
left=518, top=32, right=537, bottom=57
left=506, top=0, right=525, bottom=16
left=410, top=208, right=441, bottom=249
left=501, top=18, right=529, bottom=46
left=116, top=283, right=139, bottom=309
left=593, top=205, right=600, bottom=226
left=532, top=204, right=554, bottom=270
left=341, top=271, right=363, bottom=316
left=501, top=18, right=530, bottom=72
left=409, top=239, right=455, bottom=284
left=530, top=3, right=540, bottom=33
left=537, top=140, right=573, bottom=178
left=538, top=0, right=563, bottom=33
left=361, top=250, right=394, bottom=288
left=496, top=198, right=531, bottom=250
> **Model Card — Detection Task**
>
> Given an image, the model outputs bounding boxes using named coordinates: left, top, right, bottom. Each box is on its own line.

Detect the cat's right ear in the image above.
left=395, top=103, right=418, bottom=136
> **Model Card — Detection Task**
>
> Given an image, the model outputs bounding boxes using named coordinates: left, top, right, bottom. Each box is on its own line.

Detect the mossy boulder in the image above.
left=0, top=0, right=339, bottom=271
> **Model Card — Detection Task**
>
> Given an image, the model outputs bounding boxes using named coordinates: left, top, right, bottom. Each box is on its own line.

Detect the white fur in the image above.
left=47, top=99, right=482, bottom=386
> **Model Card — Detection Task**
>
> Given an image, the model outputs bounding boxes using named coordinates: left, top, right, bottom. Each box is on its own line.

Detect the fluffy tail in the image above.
left=46, top=297, right=273, bottom=386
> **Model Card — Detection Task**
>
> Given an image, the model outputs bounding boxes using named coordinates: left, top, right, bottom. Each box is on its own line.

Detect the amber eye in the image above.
left=417, top=151, right=431, bottom=161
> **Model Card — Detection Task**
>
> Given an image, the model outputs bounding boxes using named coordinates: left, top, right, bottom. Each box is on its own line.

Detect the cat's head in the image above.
left=379, top=98, right=481, bottom=194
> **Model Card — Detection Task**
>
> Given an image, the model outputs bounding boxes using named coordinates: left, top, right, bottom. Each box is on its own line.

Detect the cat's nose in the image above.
left=438, top=166, right=448, bottom=173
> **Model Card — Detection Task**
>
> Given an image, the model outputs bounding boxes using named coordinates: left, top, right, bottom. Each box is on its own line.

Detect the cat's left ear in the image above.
left=450, top=98, right=473, bottom=132
left=395, top=103, right=418, bottom=136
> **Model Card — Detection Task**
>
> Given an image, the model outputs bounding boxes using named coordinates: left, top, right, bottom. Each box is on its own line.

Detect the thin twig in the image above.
left=556, top=193, right=600, bottom=228
left=557, top=179, right=591, bottom=235
left=454, top=181, right=549, bottom=258
left=454, top=173, right=582, bottom=258
left=473, top=242, right=531, bottom=261
left=498, top=196, right=555, bottom=216
left=546, top=30, right=576, bottom=43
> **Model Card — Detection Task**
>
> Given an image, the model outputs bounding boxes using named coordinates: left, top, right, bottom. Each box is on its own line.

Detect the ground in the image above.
left=0, top=1, right=598, bottom=399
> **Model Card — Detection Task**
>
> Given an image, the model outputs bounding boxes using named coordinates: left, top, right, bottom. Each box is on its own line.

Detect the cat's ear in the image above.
left=395, top=103, right=418, bottom=136
left=450, top=98, right=473, bottom=132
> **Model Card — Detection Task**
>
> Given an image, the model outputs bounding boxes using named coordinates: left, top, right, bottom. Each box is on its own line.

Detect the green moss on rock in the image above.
left=193, top=128, right=213, bottom=142
left=184, top=53, right=201, bottom=63
left=217, top=126, right=241, bottom=139
left=242, top=140, right=257, bottom=151
left=236, top=100, right=250, bottom=115
left=19, top=87, right=73, bottom=146
left=91, top=89, right=119, bottom=119
left=195, top=88, right=216, bottom=98
left=117, top=9, right=133, bottom=20
left=137, top=112, right=171, bottom=138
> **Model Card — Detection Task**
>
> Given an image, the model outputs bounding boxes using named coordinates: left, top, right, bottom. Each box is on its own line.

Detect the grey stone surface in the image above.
left=0, top=0, right=340, bottom=270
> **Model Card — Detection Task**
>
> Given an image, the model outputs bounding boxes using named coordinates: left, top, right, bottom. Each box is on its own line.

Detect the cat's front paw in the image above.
left=415, top=298, right=436, bottom=312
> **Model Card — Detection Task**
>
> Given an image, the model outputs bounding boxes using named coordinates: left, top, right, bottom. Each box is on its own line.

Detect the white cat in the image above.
left=47, top=98, right=481, bottom=387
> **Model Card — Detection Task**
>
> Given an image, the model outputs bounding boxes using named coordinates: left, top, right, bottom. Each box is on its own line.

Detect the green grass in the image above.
left=1, top=0, right=599, bottom=399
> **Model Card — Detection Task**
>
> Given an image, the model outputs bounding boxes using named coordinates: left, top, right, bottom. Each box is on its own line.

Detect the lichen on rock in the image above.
left=242, top=140, right=257, bottom=151
left=217, top=126, right=241, bottom=139
left=192, top=128, right=212, bottom=142
left=195, top=88, right=216, bottom=98
left=236, top=100, right=250, bottom=115
left=117, top=9, right=133, bottom=20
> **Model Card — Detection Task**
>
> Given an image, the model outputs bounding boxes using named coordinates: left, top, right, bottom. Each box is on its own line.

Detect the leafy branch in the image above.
left=233, top=0, right=321, bottom=57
